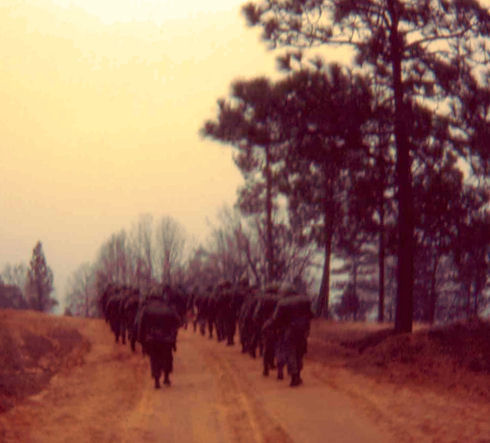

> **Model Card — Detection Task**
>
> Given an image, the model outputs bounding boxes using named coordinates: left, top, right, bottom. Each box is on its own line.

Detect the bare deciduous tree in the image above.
left=96, top=230, right=132, bottom=286
left=155, top=215, right=186, bottom=286
left=1, top=262, right=28, bottom=296
left=65, top=262, right=97, bottom=317
left=129, top=214, right=154, bottom=291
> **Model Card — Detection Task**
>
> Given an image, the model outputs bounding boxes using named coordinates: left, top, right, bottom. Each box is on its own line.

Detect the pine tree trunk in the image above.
left=377, top=151, right=386, bottom=323
left=317, top=171, right=333, bottom=318
left=427, top=254, right=439, bottom=324
left=388, top=1, right=414, bottom=333
left=317, top=230, right=332, bottom=318
left=265, top=145, right=274, bottom=284
left=352, top=259, right=358, bottom=296
left=466, top=282, right=472, bottom=320
left=473, top=286, right=479, bottom=318
left=378, top=220, right=385, bottom=323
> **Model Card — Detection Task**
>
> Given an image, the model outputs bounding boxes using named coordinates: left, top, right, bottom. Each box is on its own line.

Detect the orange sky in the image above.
left=0, top=0, right=281, bottom=300
left=0, top=0, right=358, bottom=306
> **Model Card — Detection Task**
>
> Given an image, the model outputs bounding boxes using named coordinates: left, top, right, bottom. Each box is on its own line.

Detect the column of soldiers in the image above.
left=100, top=283, right=185, bottom=389
left=192, top=280, right=313, bottom=387
left=100, top=278, right=313, bottom=389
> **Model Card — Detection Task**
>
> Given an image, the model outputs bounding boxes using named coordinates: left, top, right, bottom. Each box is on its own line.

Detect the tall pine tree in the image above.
left=26, top=241, right=57, bottom=312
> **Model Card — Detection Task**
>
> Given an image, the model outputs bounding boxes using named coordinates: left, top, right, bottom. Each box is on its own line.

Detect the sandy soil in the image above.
left=0, top=313, right=489, bottom=442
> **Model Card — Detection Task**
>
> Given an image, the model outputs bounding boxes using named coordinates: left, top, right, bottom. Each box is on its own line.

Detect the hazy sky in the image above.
left=1, top=0, right=283, bottom=301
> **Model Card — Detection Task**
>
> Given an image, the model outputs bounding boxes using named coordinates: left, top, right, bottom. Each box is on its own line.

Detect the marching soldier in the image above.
left=137, top=294, right=181, bottom=389
left=270, top=292, right=313, bottom=386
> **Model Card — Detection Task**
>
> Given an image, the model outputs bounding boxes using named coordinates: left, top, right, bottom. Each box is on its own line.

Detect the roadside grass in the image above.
left=308, top=318, right=490, bottom=401
left=0, top=310, right=90, bottom=412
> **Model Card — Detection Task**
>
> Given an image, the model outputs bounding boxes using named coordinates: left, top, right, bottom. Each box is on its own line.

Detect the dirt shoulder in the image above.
left=0, top=312, right=149, bottom=442
left=307, top=319, right=490, bottom=442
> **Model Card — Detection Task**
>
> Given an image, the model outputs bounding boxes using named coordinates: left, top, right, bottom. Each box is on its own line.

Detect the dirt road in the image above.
left=0, top=318, right=396, bottom=442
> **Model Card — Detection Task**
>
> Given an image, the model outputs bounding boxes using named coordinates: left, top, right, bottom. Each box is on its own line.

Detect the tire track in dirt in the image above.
left=122, top=329, right=292, bottom=442
left=121, top=329, right=243, bottom=442
left=308, top=362, right=408, bottom=442
left=191, top=329, right=394, bottom=443
left=197, top=335, right=294, bottom=443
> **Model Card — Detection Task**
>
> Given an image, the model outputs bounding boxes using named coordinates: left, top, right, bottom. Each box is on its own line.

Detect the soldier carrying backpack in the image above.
left=137, top=296, right=181, bottom=389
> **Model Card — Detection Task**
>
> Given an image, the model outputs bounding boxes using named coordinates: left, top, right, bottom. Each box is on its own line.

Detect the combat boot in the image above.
left=277, top=367, right=284, bottom=380
left=263, top=364, right=269, bottom=377
left=290, top=373, right=302, bottom=387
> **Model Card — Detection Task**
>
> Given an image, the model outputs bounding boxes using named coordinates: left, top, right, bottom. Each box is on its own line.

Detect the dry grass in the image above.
left=308, top=318, right=490, bottom=402
left=0, top=309, right=90, bottom=412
